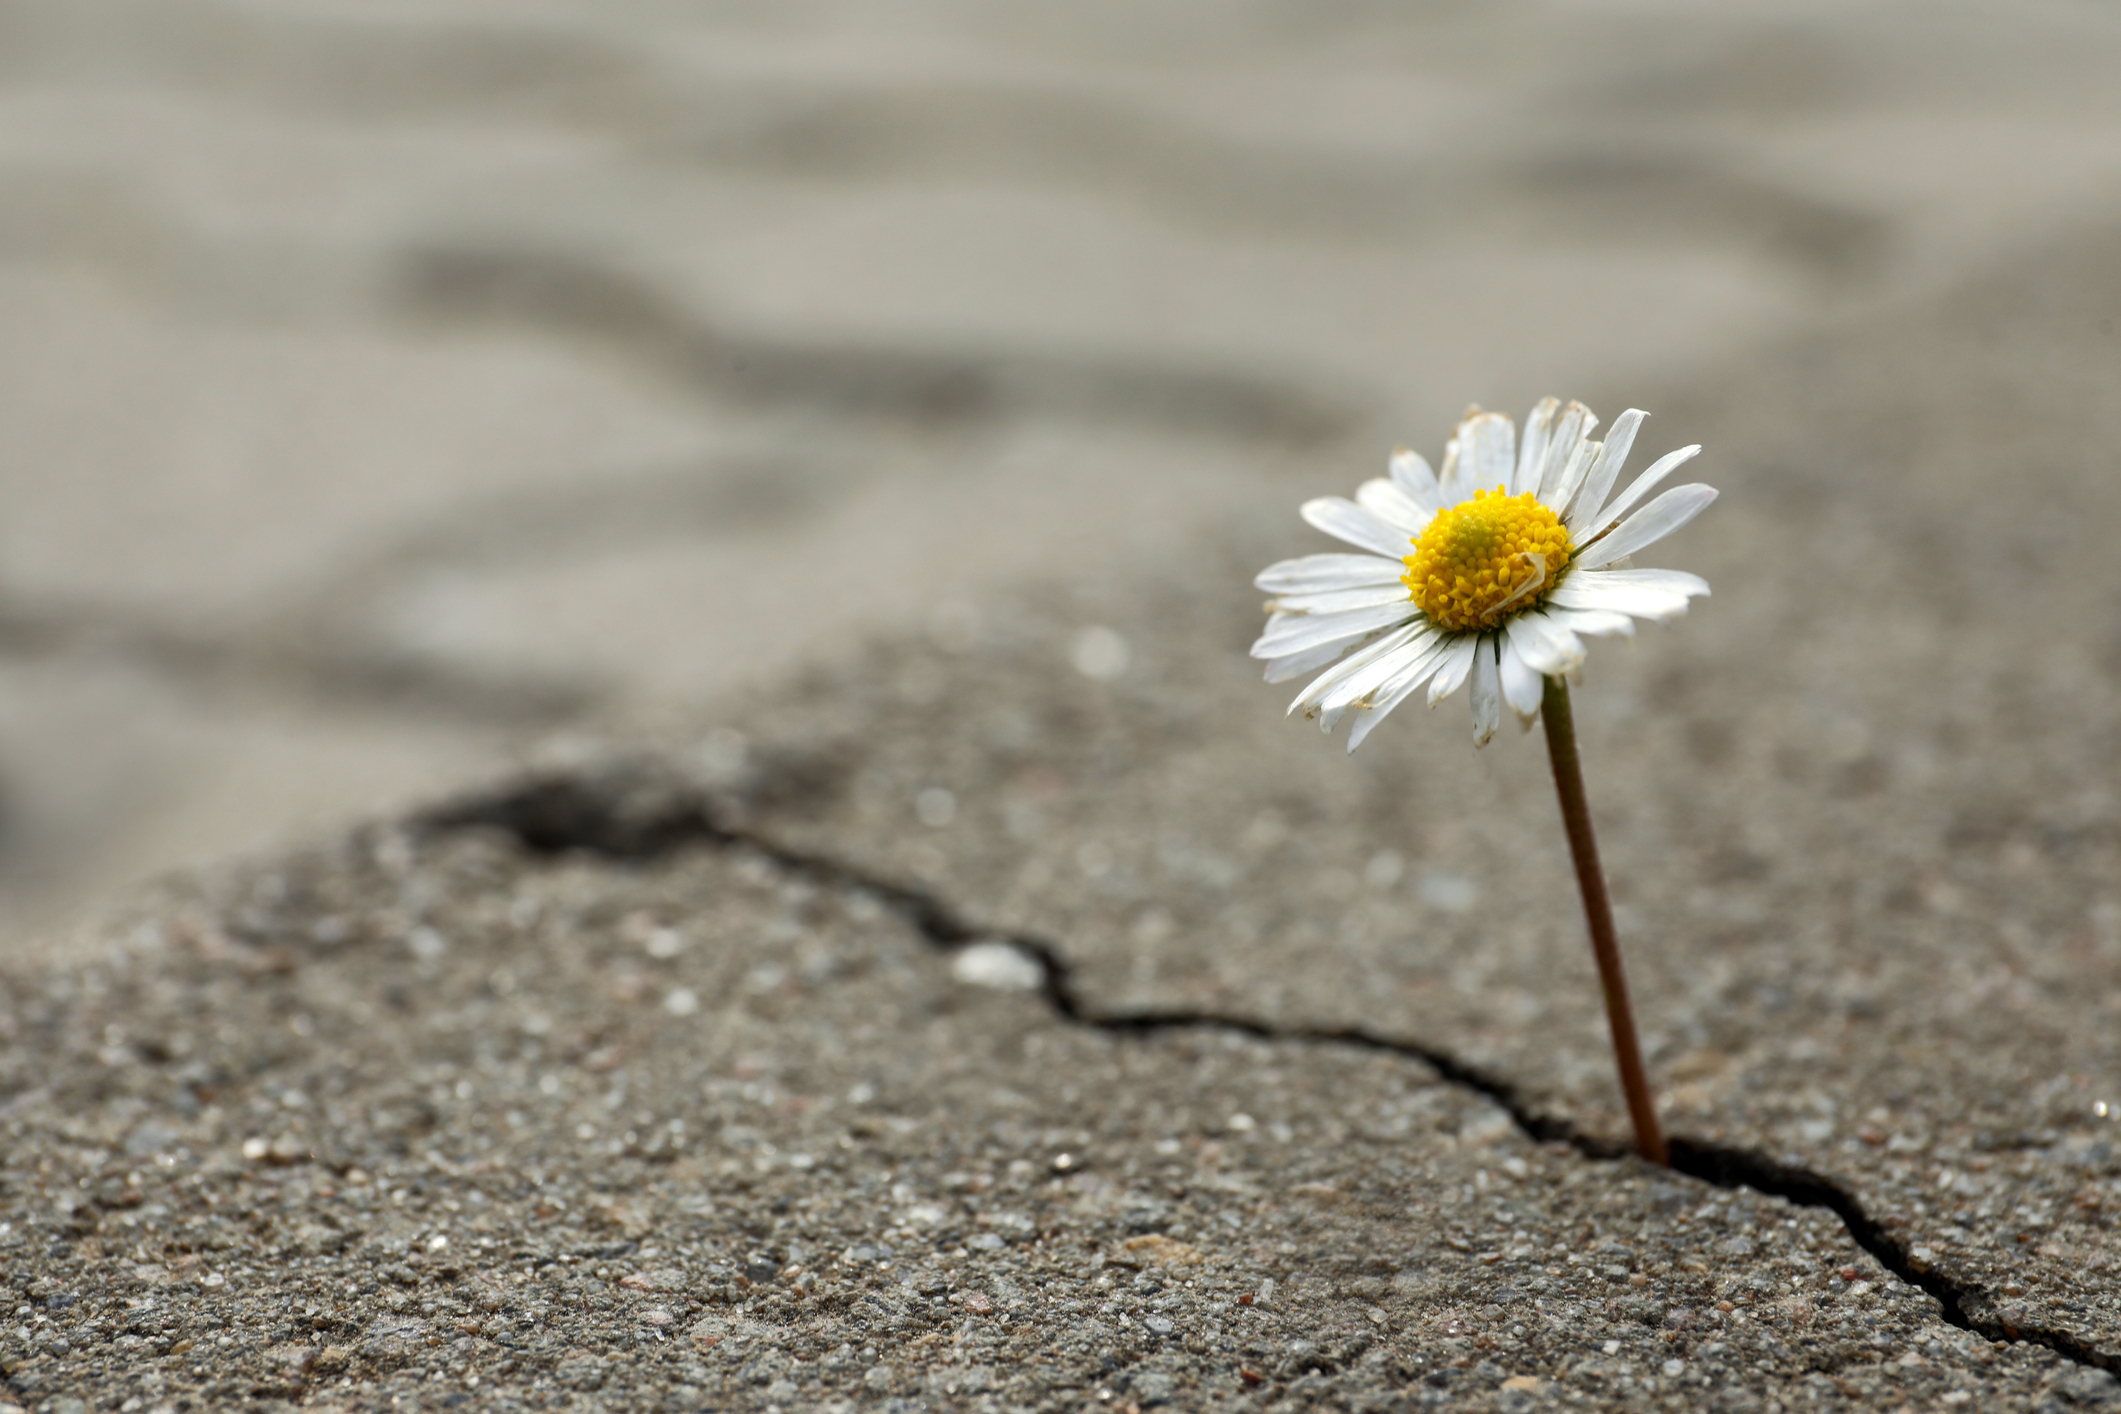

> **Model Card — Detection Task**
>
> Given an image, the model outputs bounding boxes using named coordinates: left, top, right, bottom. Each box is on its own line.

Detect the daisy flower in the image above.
left=1252, top=398, right=1716, bottom=751
left=1251, top=396, right=1717, bottom=1166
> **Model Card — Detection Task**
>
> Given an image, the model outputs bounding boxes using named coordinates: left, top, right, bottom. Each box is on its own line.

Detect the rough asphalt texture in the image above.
left=9, top=5, right=2121, bottom=1412
left=715, top=219, right=2121, bottom=1377
left=0, top=815, right=2103, bottom=1412
left=10, top=223, right=2121, bottom=1407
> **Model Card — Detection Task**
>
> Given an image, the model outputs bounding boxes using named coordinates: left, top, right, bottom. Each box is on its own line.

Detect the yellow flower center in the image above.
left=1401, top=486, right=1573, bottom=632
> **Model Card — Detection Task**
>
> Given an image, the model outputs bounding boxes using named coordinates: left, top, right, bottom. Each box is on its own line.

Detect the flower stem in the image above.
left=1539, top=674, right=1668, bottom=1167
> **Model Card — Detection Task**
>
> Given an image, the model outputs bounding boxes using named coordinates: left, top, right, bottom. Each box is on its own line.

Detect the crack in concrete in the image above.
left=418, top=768, right=2119, bottom=1379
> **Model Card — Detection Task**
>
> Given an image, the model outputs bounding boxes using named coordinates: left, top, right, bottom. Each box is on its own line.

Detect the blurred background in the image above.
left=3, top=0, right=2121, bottom=952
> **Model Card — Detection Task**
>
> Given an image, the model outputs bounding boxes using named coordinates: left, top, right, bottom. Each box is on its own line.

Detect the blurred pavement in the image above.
left=6, top=0, right=2121, bottom=943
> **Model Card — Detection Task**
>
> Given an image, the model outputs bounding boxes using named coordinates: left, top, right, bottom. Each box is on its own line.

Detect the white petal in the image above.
left=1566, top=442, right=1624, bottom=532
left=1269, top=583, right=1412, bottom=616
left=1424, top=634, right=1480, bottom=706
left=1542, top=438, right=1600, bottom=519
left=1580, top=566, right=1711, bottom=599
left=1468, top=636, right=1502, bottom=746
left=1504, top=610, right=1586, bottom=676
left=1601, top=409, right=1647, bottom=471
left=1573, top=484, right=1719, bottom=570
left=1286, top=621, right=1427, bottom=714
left=1562, top=409, right=1642, bottom=517
left=1513, top=397, right=1559, bottom=497
left=1311, top=623, right=1432, bottom=708
left=1256, top=552, right=1405, bottom=594
left=1262, top=638, right=1355, bottom=683
left=1498, top=636, right=1546, bottom=724
left=1437, top=434, right=1466, bottom=504
left=1301, top=497, right=1417, bottom=559
left=1564, top=425, right=1644, bottom=533
left=1345, top=637, right=1455, bottom=751
left=1354, top=477, right=1434, bottom=535
left=1389, top=448, right=1444, bottom=512
left=1549, top=606, right=1636, bottom=639
left=1252, top=601, right=1412, bottom=659
left=1538, top=401, right=1597, bottom=502
left=1459, top=409, right=1515, bottom=495
left=1320, top=629, right=1447, bottom=730
left=1561, top=568, right=1705, bottom=606
left=1316, top=627, right=1443, bottom=730
left=1549, top=580, right=1690, bottom=623
left=1573, top=444, right=1701, bottom=542
left=1340, top=635, right=1459, bottom=750
left=1548, top=567, right=1706, bottom=623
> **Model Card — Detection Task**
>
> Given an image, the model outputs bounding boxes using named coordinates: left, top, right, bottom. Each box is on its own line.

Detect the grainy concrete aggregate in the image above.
left=0, top=827, right=2101, bottom=1411
left=704, top=218, right=2121, bottom=1377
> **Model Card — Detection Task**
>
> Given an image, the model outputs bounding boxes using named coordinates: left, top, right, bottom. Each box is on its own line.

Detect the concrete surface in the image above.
left=700, top=212, right=2121, bottom=1380
left=6, top=3, right=2121, bottom=1411
left=9, top=215, right=2121, bottom=1404
left=10, top=0, right=2121, bottom=941
left=0, top=821, right=2101, bottom=1411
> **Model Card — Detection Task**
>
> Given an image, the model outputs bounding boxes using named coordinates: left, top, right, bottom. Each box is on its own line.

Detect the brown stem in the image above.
left=1540, top=674, right=1668, bottom=1166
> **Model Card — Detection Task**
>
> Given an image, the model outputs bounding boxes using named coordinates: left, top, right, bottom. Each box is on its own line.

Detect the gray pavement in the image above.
left=8, top=3, right=2121, bottom=1411
left=0, top=810, right=2101, bottom=1411
left=10, top=217, right=2121, bottom=1404
left=10, top=0, right=2121, bottom=943
left=710, top=211, right=2121, bottom=1367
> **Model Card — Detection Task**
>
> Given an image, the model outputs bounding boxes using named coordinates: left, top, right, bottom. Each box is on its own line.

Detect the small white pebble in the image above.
left=915, top=787, right=958, bottom=828
left=951, top=942, right=1045, bottom=993
left=694, top=728, right=748, bottom=778
left=1416, top=871, right=1480, bottom=913
left=1070, top=626, right=1130, bottom=680
left=663, top=988, right=701, bottom=1017
left=1662, top=1358, right=1685, bottom=1376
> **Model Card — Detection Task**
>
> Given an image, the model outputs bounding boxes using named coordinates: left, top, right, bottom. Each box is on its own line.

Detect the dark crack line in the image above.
left=418, top=771, right=2119, bottom=1377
